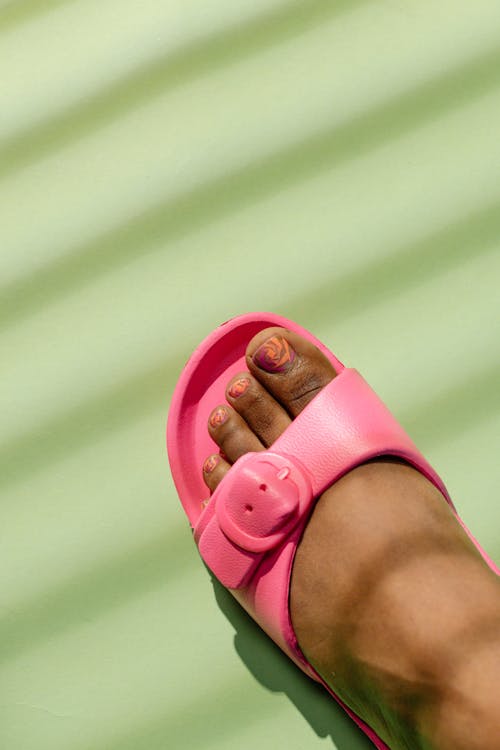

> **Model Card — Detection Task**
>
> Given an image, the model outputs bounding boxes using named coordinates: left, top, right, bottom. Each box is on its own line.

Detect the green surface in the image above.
left=1, top=2, right=499, bottom=748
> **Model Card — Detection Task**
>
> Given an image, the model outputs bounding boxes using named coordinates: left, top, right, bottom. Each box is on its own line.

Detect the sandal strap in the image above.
left=194, top=369, right=450, bottom=589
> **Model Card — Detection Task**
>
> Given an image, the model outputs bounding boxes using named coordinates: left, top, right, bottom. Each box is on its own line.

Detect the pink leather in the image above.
left=167, top=312, right=499, bottom=750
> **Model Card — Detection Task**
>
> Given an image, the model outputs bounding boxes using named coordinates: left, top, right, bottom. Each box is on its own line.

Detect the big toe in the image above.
left=246, top=327, right=337, bottom=417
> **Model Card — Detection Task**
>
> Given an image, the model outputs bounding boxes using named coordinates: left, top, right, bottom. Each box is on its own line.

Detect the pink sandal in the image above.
left=167, top=312, right=499, bottom=750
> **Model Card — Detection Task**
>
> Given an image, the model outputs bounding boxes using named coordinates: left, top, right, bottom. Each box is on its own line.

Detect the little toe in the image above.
left=225, top=373, right=291, bottom=447
left=246, top=327, right=337, bottom=417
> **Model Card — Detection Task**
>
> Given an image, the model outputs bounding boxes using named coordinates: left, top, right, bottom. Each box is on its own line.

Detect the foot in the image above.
left=201, top=328, right=500, bottom=750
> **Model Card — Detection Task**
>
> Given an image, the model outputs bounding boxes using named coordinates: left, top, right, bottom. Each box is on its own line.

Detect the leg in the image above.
left=202, top=327, right=500, bottom=750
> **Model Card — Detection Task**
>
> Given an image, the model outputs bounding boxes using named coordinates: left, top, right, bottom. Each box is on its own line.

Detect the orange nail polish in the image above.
left=253, top=336, right=296, bottom=373
left=203, top=455, right=220, bottom=474
left=209, top=407, right=228, bottom=428
left=228, top=377, right=251, bottom=399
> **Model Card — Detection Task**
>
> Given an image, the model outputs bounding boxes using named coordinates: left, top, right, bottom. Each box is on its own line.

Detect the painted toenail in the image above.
left=209, top=407, right=229, bottom=428
left=203, top=454, right=220, bottom=474
left=228, top=377, right=251, bottom=399
left=253, top=336, right=296, bottom=373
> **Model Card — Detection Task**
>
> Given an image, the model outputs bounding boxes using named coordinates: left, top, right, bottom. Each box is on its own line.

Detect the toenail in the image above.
left=253, top=335, right=296, bottom=373
left=209, top=407, right=229, bottom=428
left=228, top=377, right=251, bottom=399
left=203, top=454, right=220, bottom=473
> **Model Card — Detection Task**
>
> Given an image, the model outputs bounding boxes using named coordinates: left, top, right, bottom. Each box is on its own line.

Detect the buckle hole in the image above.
left=244, top=504, right=253, bottom=513
left=259, top=483, right=267, bottom=492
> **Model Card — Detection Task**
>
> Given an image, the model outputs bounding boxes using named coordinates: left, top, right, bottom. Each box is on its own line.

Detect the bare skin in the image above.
left=201, top=327, right=500, bottom=750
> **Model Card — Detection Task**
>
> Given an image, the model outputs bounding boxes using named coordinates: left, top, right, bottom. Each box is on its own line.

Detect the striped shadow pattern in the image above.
left=1, top=2, right=499, bottom=749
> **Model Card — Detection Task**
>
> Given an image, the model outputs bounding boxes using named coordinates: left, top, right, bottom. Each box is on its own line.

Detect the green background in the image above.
left=1, top=1, right=499, bottom=748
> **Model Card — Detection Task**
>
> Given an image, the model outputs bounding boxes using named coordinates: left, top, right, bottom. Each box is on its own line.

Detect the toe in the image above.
left=202, top=453, right=231, bottom=494
left=225, top=372, right=291, bottom=447
left=246, top=327, right=336, bottom=417
left=208, top=404, right=264, bottom=462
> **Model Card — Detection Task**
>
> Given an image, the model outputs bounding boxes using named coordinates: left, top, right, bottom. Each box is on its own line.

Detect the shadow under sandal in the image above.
left=166, top=312, right=500, bottom=750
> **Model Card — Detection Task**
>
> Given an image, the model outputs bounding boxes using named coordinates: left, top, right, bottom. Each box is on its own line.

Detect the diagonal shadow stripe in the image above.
left=0, top=202, right=498, bottom=492
left=0, top=0, right=75, bottom=32
left=400, top=362, right=500, bottom=446
left=0, top=525, right=195, bottom=666
left=83, top=643, right=364, bottom=750
left=396, top=367, right=500, bottom=562
left=0, top=0, right=365, bottom=177
left=0, top=354, right=182, bottom=491
left=86, top=674, right=298, bottom=750
left=91, top=683, right=268, bottom=750
left=290, top=200, right=500, bottom=330
left=2, top=44, right=500, bottom=331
